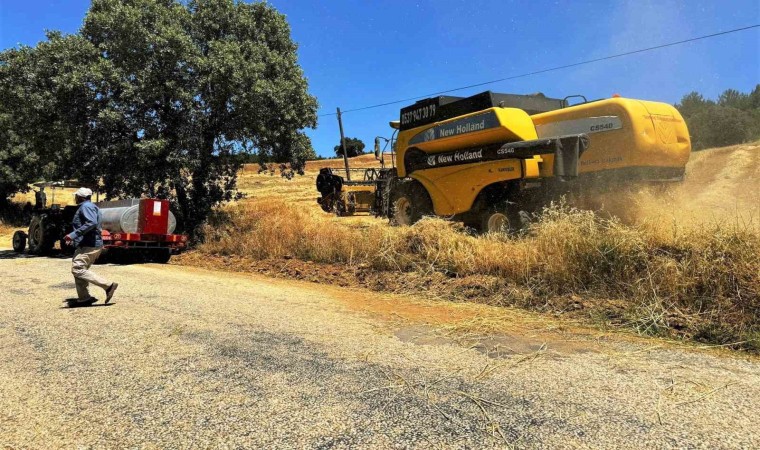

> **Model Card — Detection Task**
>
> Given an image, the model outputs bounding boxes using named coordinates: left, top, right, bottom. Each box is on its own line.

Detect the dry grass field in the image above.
left=190, top=142, right=760, bottom=349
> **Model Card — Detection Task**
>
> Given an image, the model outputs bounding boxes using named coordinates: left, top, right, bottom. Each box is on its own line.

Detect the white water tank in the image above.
left=100, top=205, right=140, bottom=233
left=98, top=199, right=177, bottom=234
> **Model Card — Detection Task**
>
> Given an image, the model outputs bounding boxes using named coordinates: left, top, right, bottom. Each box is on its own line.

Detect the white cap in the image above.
left=74, top=187, right=93, bottom=198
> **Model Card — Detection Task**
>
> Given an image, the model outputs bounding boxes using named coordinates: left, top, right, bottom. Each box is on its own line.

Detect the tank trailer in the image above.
left=12, top=195, right=187, bottom=263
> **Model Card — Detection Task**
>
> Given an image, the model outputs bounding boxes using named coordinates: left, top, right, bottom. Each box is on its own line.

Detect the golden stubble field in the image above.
left=4, top=143, right=758, bottom=251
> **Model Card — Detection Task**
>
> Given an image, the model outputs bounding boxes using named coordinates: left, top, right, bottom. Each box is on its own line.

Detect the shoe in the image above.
left=105, top=283, right=119, bottom=304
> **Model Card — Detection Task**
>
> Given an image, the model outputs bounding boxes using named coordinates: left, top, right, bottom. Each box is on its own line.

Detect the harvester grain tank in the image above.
left=316, top=90, right=691, bottom=232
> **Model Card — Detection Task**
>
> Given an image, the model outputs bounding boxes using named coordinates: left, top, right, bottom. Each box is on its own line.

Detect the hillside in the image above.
left=304, top=153, right=391, bottom=171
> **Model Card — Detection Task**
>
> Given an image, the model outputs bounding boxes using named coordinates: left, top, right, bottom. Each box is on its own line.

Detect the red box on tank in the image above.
left=138, top=199, right=170, bottom=234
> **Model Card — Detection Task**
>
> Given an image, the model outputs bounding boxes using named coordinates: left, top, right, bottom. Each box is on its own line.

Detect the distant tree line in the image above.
left=0, top=0, right=317, bottom=236
left=675, top=85, right=760, bottom=150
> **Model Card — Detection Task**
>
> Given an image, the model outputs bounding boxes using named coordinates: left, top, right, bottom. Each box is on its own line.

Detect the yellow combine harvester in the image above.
left=317, top=91, right=691, bottom=231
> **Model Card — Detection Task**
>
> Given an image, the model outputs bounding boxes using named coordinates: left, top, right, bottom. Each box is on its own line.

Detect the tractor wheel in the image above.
left=390, top=181, right=433, bottom=226
left=318, top=192, right=336, bottom=213
left=27, top=216, right=56, bottom=255
left=12, top=231, right=27, bottom=253
left=480, top=203, right=527, bottom=234
left=335, top=200, right=349, bottom=217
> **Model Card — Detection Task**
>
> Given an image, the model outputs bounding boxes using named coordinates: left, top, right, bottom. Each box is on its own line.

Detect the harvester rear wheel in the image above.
left=480, top=203, right=525, bottom=234
left=12, top=231, right=27, bottom=253
left=390, top=181, right=433, bottom=226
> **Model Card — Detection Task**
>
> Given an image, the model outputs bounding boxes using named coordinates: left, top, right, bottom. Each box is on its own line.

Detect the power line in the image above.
left=319, top=24, right=759, bottom=117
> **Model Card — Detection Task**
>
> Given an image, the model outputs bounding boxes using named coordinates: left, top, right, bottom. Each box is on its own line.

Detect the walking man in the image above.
left=64, top=188, right=118, bottom=305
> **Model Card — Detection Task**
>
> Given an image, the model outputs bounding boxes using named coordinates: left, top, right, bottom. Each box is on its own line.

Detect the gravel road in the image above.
left=1, top=251, right=758, bottom=449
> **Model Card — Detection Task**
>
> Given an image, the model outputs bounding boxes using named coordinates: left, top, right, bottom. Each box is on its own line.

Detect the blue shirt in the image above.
left=68, top=200, right=103, bottom=248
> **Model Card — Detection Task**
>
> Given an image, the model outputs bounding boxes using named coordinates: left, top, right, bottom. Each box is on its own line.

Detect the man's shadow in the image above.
left=60, top=298, right=116, bottom=309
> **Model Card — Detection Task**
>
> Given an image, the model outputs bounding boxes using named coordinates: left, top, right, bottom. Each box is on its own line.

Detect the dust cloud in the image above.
left=582, top=142, right=760, bottom=229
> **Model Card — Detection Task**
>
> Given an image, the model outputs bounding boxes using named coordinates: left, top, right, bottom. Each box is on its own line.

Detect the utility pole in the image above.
left=336, top=107, right=351, bottom=181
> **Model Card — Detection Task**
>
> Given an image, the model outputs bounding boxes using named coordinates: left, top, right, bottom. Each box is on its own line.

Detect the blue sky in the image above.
left=1, top=0, right=758, bottom=157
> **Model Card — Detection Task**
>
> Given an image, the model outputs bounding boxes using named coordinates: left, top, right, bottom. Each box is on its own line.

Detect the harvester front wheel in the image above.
left=390, top=181, right=432, bottom=226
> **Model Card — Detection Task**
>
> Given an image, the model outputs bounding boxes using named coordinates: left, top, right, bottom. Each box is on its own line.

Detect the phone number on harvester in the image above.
left=401, top=104, right=436, bottom=126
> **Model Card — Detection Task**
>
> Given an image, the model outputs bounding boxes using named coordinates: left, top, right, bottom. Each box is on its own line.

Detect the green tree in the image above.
left=1, top=0, right=317, bottom=234
left=334, top=137, right=366, bottom=157
left=0, top=32, right=102, bottom=203
left=748, top=84, right=760, bottom=110
left=0, top=47, right=39, bottom=204
left=688, top=105, right=753, bottom=150
left=79, top=0, right=318, bottom=235
left=675, top=91, right=713, bottom=118
left=718, top=89, right=750, bottom=110
left=676, top=86, right=760, bottom=150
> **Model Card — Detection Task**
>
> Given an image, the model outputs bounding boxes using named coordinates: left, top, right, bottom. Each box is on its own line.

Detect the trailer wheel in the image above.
left=12, top=231, right=27, bottom=253
left=151, top=249, right=172, bottom=264
left=27, top=216, right=56, bottom=255
left=390, top=181, right=433, bottom=226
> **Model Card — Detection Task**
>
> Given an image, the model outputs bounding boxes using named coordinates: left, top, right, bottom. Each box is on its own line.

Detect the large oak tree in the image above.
left=0, top=0, right=317, bottom=235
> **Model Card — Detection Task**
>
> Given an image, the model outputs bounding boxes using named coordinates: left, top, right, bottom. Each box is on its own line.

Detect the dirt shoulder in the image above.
left=174, top=252, right=751, bottom=354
